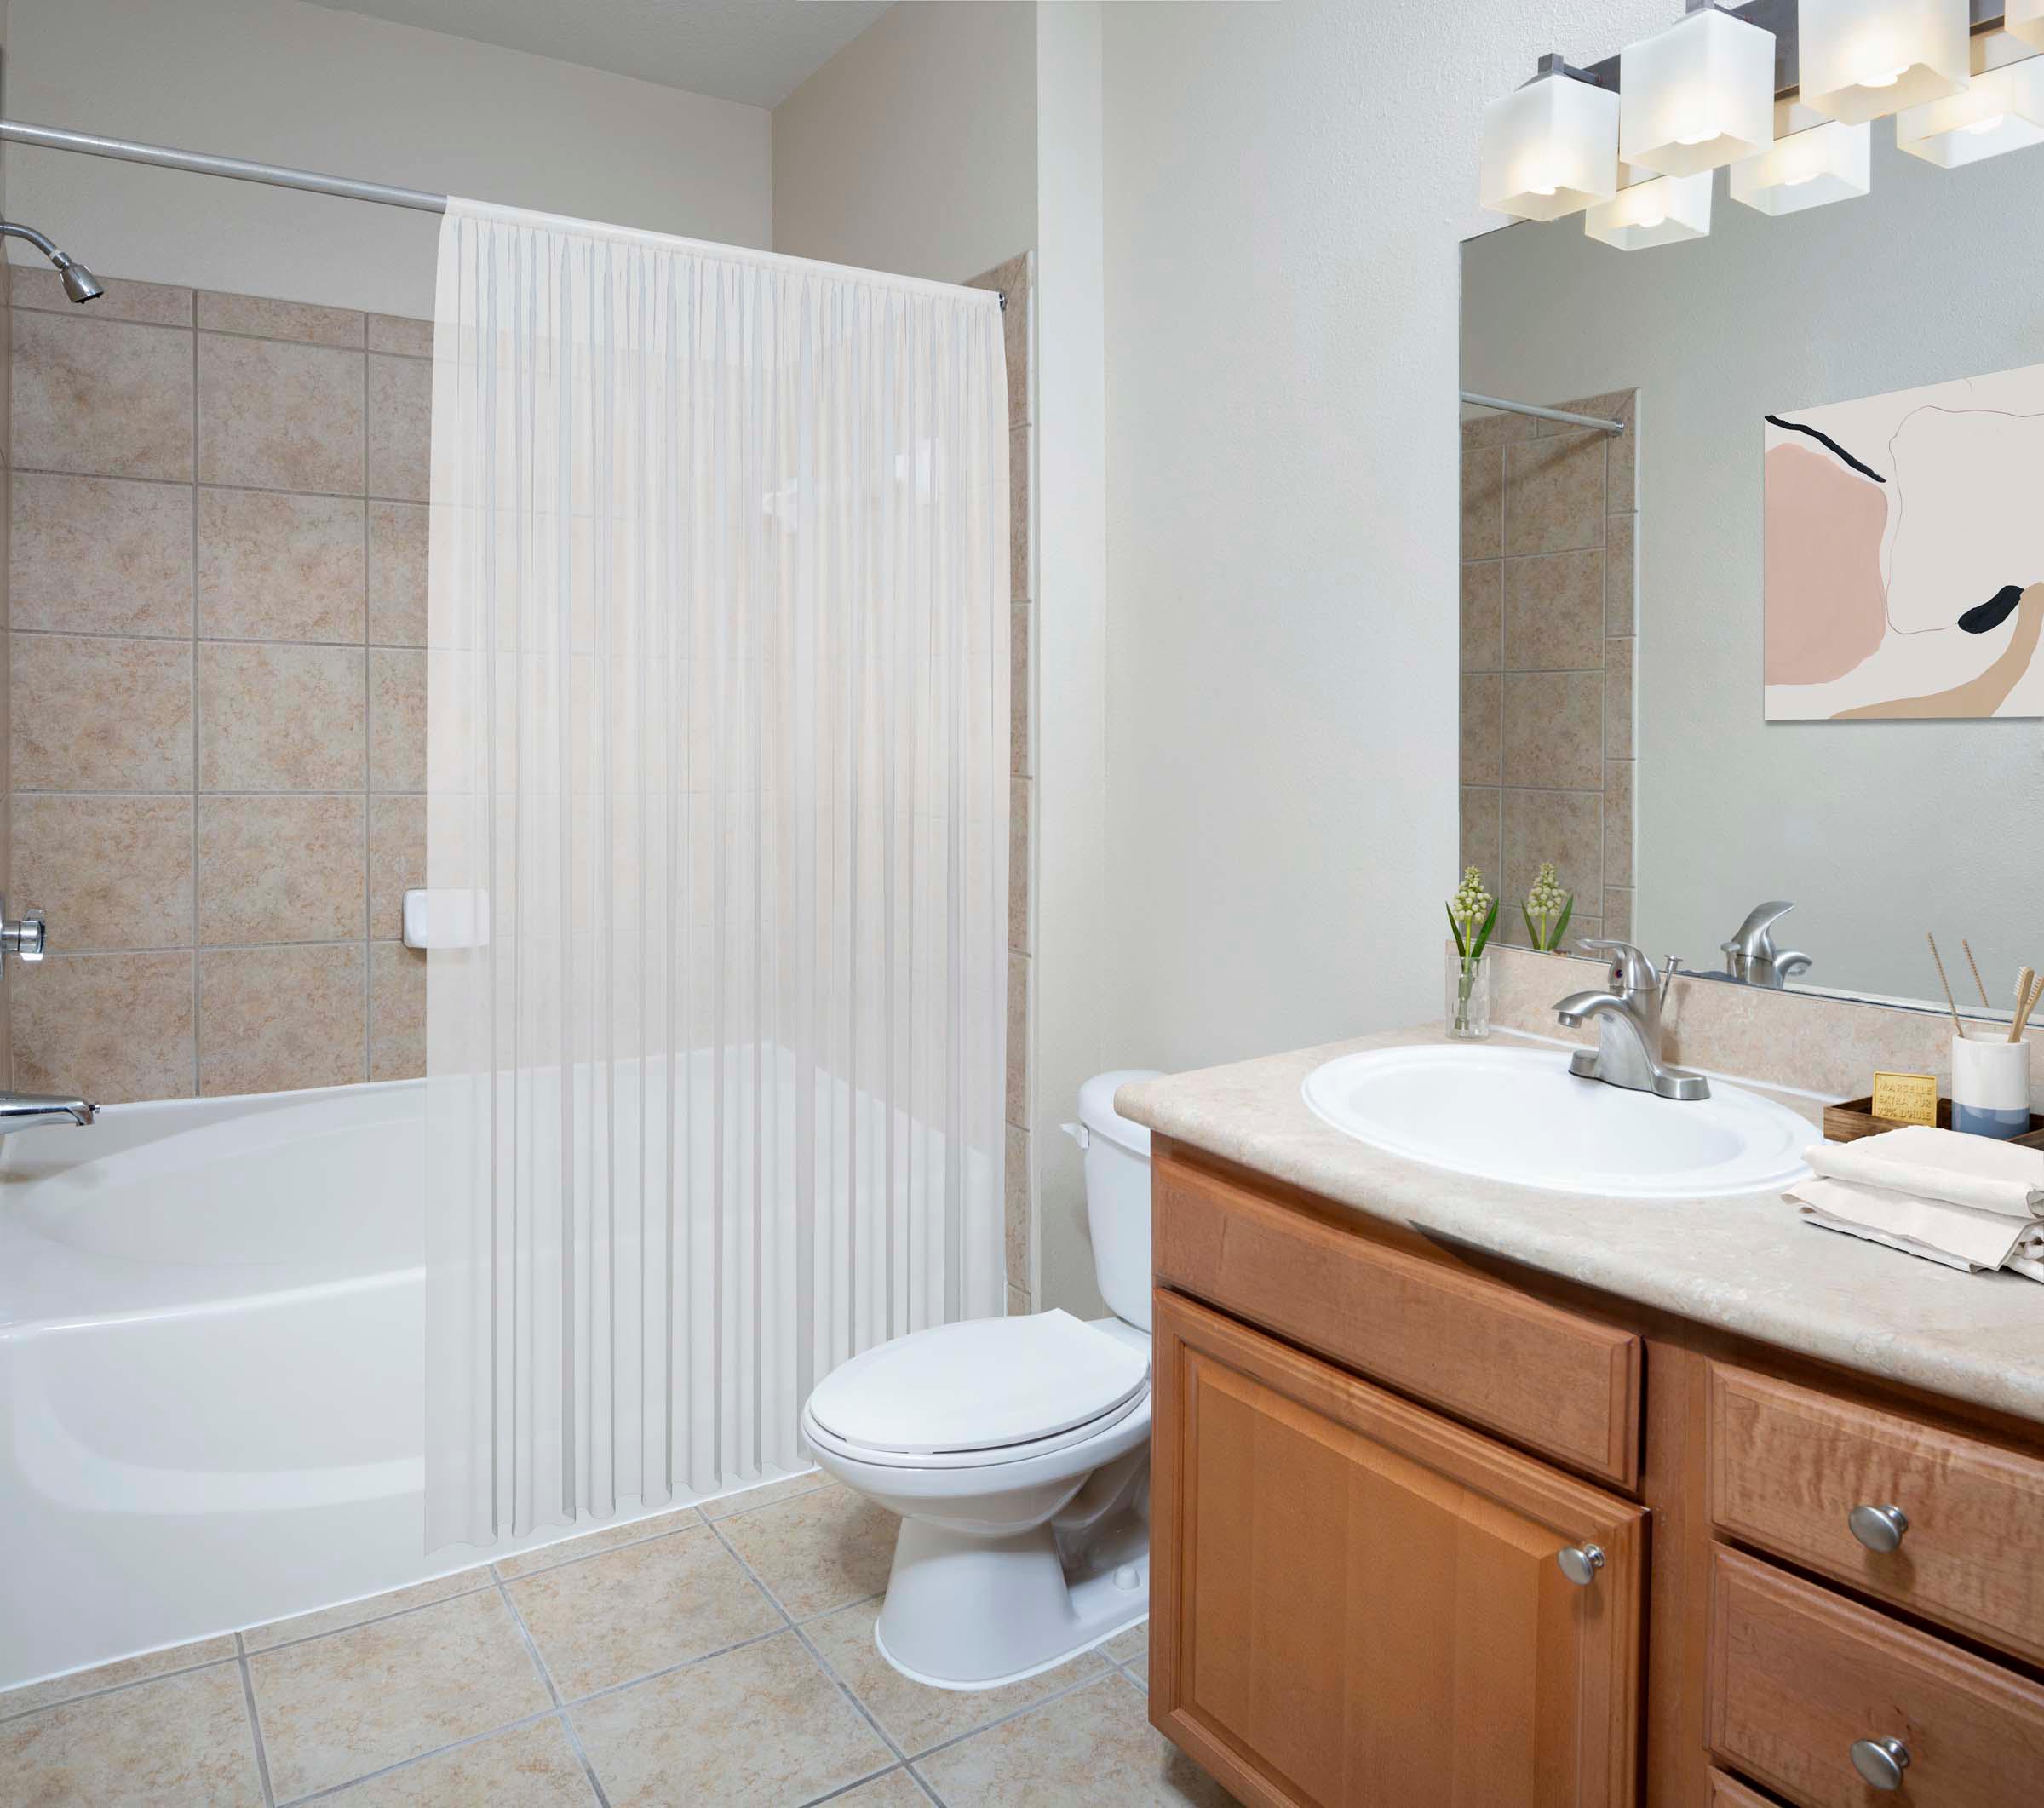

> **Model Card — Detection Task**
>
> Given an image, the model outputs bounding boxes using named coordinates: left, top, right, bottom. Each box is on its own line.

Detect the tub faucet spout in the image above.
left=0, top=1089, right=99, bottom=1131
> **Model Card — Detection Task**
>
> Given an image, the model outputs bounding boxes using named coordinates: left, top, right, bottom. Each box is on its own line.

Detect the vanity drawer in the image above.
left=1708, top=1546, right=2044, bottom=1807
left=1151, top=1150, right=1640, bottom=1488
left=1708, top=1363, right=2044, bottom=1665
left=1708, top=1772, right=1779, bottom=1808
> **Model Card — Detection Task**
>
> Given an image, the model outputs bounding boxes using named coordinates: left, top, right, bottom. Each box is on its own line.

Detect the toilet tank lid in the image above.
left=1077, top=1070, right=1165, bottom=1157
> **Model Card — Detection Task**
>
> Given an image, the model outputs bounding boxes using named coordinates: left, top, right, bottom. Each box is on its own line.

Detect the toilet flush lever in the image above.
left=1060, top=1122, right=1090, bottom=1151
left=0, top=902, right=47, bottom=962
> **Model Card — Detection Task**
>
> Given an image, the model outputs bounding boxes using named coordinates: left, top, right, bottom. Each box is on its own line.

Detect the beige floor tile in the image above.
left=494, top=1506, right=705, bottom=1581
left=718, top=1482, right=898, bottom=1620
left=0, top=1634, right=237, bottom=1719
left=572, top=1630, right=892, bottom=1808
left=807, top=1599, right=1106, bottom=1758
left=697, top=1470, right=827, bottom=1522
left=1101, top=1622, right=1149, bottom=1666
left=250, top=1587, right=550, bottom=1800
left=241, top=1569, right=493, bottom=1652
left=1128, top=1658, right=1149, bottom=1685
left=0, top=1661, right=264, bottom=1806
left=836, top=1771, right=933, bottom=1806
left=917, top=1671, right=1237, bottom=1807
left=324, top=1716, right=595, bottom=1805
left=508, top=1523, right=781, bottom=1700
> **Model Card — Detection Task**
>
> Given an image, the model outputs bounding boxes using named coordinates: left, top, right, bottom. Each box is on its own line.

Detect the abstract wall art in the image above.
left=1762, top=363, right=2044, bottom=720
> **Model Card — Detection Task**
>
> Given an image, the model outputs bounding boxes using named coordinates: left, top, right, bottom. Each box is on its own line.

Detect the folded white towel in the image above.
left=1792, top=1177, right=2040, bottom=1271
left=1806, top=1124, right=2044, bottom=1219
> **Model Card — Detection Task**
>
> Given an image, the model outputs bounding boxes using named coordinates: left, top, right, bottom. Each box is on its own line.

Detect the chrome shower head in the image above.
left=0, top=221, right=102, bottom=303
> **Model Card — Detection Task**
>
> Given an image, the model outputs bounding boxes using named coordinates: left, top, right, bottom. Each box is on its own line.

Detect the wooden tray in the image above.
left=1824, top=1095, right=2044, bottom=1150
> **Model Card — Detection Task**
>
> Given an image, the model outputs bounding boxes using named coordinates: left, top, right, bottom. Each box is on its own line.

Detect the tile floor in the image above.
left=0, top=1472, right=1234, bottom=1807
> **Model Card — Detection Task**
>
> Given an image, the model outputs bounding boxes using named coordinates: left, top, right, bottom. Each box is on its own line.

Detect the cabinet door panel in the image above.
left=1151, top=1289, right=1645, bottom=1808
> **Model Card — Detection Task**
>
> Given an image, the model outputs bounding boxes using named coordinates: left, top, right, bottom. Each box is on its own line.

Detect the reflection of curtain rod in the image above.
left=1461, top=391, right=1625, bottom=436
left=0, top=118, right=1009, bottom=308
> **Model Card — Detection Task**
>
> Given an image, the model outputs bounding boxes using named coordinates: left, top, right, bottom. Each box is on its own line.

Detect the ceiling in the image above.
left=306, top=0, right=895, bottom=108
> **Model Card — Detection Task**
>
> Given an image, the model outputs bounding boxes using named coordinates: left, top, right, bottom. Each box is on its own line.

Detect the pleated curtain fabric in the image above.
left=422, top=199, right=1009, bottom=1550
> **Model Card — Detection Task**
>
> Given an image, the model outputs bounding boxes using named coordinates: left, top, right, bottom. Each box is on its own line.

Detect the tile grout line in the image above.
left=489, top=1573, right=614, bottom=1808
left=0, top=1650, right=242, bottom=1724
left=361, top=342, right=372, bottom=1083
left=273, top=1706, right=563, bottom=1808
left=233, top=1632, right=278, bottom=1808
left=236, top=1578, right=498, bottom=1658
left=189, top=314, right=201, bottom=1094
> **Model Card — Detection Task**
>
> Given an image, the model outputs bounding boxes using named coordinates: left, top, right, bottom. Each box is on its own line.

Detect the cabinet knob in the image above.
left=1848, top=1503, right=1909, bottom=1553
left=1556, top=1543, right=1605, bottom=1587
left=1849, top=1736, right=1911, bottom=1791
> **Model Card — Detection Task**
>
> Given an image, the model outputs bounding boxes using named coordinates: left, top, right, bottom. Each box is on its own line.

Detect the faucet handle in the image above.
left=1, top=907, right=47, bottom=963
left=1578, top=938, right=1658, bottom=995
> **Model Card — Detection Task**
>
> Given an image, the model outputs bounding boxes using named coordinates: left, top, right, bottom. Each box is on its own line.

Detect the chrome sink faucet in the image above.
left=1553, top=939, right=1709, bottom=1102
left=0, top=898, right=97, bottom=1131
left=1720, top=900, right=1812, bottom=989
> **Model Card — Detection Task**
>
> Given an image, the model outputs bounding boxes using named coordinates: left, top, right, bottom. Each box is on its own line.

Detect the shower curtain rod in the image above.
left=0, top=118, right=1010, bottom=307
left=1461, top=391, right=1626, bottom=436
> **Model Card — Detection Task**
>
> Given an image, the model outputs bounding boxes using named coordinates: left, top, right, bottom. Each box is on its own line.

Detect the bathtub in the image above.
left=0, top=1078, right=812, bottom=1693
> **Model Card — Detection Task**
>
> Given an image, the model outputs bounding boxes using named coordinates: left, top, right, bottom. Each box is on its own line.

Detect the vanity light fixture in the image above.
left=1479, top=54, right=1620, bottom=220
left=1796, top=0, right=1972, bottom=123
left=1896, top=55, right=2044, bottom=164
left=1729, top=118, right=1874, bottom=210
left=1584, top=165, right=1714, bottom=248
left=1621, top=1, right=1778, bottom=175
left=2011, top=0, right=2044, bottom=49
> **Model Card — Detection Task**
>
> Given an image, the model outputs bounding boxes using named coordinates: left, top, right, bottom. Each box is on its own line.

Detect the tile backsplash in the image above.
left=7, top=268, right=431, bottom=1101
left=1460, top=392, right=1636, bottom=950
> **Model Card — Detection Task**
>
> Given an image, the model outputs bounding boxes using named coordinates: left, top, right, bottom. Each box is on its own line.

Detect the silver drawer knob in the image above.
left=1556, top=1543, right=1605, bottom=1587
left=1848, top=1503, right=1909, bottom=1553
left=1850, top=1736, right=1910, bottom=1791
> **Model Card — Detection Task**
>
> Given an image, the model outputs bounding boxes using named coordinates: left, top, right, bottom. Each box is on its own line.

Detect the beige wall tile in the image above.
left=1502, top=549, right=1605, bottom=671
left=13, top=634, right=192, bottom=790
left=1605, top=760, right=1634, bottom=887
left=198, top=641, right=365, bottom=791
left=367, top=313, right=434, bottom=359
left=1461, top=445, right=1503, bottom=560
left=1540, top=391, right=1636, bottom=438
left=198, top=941, right=366, bottom=1094
left=1502, top=670, right=1602, bottom=790
left=1008, top=776, right=1031, bottom=955
left=1007, top=950, right=1029, bottom=1128
left=0, top=1661, right=263, bottom=1807
left=966, top=253, right=1030, bottom=428
left=1605, top=511, right=1636, bottom=635
left=198, top=794, right=365, bottom=945
left=14, top=795, right=192, bottom=950
left=197, top=488, right=366, bottom=642
left=197, top=335, right=365, bottom=494
left=370, top=646, right=427, bottom=790
left=1461, top=410, right=1539, bottom=451
left=12, top=312, right=194, bottom=481
left=370, top=941, right=424, bottom=1080
left=368, top=354, right=431, bottom=502
left=1008, top=421, right=1031, bottom=603
left=12, top=950, right=196, bottom=1101
left=197, top=290, right=365, bottom=348
left=12, top=270, right=192, bottom=326
left=1011, top=600, right=1031, bottom=778
left=1006, top=1121, right=1031, bottom=1292
left=1008, top=1283, right=1031, bottom=1315
left=1501, top=786, right=1603, bottom=910
left=1459, top=785, right=1501, bottom=881
left=1604, top=887, right=1634, bottom=941
left=1460, top=560, right=1501, bottom=672
left=368, top=501, right=428, bottom=646
left=1504, top=432, right=1605, bottom=557
left=1459, top=673, right=1501, bottom=785
left=368, top=793, right=424, bottom=939
left=1608, top=410, right=1638, bottom=514
left=1605, top=636, right=1634, bottom=760
left=11, top=473, right=193, bottom=635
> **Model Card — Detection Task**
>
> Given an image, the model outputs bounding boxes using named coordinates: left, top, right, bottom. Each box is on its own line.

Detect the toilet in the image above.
left=801, top=1069, right=1163, bottom=1690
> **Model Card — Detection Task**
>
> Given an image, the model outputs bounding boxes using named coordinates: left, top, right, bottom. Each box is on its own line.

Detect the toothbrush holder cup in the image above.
left=1951, top=1031, right=2032, bottom=1139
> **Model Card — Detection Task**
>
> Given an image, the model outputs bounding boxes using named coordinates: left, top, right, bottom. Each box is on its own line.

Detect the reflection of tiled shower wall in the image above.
left=1460, top=391, right=1636, bottom=950
left=7, top=269, right=432, bottom=1102
left=967, top=252, right=1034, bottom=1315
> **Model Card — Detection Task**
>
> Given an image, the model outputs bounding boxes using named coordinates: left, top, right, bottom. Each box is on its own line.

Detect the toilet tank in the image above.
left=1070, top=1070, right=1164, bottom=1332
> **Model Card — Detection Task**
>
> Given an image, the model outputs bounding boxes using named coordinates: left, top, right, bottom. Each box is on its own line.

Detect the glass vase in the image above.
left=1448, top=952, right=1492, bottom=1040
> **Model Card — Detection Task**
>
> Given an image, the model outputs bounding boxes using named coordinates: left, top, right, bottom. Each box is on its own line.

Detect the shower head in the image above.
left=0, top=220, right=102, bottom=303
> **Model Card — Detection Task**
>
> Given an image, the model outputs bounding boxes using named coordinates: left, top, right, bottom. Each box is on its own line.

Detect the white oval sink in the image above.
left=1302, top=1044, right=1811, bottom=1199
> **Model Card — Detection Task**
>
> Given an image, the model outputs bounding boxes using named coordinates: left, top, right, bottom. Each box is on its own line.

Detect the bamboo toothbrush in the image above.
left=2009, top=968, right=2041, bottom=1044
left=1964, top=939, right=1993, bottom=1009
left=1927, top=933, right=1964, bottom=1037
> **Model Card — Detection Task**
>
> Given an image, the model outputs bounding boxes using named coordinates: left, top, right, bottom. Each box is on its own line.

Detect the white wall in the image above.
left=3, top=0, right=772, bottom=319
left=1096, top=0, right=1669, bottom=1076
left=771, top=1, right=1036, bottom=282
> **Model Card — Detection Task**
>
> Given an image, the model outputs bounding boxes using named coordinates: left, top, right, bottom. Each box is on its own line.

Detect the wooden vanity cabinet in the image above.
left=1145, top=1139, right=2044, bottom=1808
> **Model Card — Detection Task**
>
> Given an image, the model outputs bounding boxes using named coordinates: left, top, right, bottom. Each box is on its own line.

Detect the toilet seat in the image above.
left=806, top=1309, right=1150, bottom=1466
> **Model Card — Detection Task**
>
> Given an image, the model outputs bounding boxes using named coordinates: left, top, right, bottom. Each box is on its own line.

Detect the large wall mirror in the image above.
left=1459, top=80, right=2043, bottom=1019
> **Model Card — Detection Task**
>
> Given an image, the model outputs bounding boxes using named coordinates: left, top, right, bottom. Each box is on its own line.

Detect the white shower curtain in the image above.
left=422, top=199, right=1009, bottom=1551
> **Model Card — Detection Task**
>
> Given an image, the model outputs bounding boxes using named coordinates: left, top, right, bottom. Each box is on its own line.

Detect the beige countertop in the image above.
left=1117, top=1025, right=2044, bottom=1427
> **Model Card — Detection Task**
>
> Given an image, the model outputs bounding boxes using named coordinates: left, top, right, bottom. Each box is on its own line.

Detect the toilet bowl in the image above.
left=801, top=1069, right=1163, bottom=1690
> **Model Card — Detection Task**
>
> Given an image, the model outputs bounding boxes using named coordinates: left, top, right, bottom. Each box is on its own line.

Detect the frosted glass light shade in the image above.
left=2011, top=0, right=2044, bottom=52
left=1897, top=58, right=2044, bottom=166
left=1798, top=0, right=1970, bottom=123
left=1729, top=120, right=1872, bottom=212
left=1479, top=71, right=1620, bottom=220
left=1584, top=168, right=1714, bottom=249
left=1620, top=6, right=1778, bottom=175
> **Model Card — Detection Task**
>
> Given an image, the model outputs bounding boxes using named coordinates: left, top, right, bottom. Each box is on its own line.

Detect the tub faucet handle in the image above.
left=1, top=906, right=47, bottom=962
